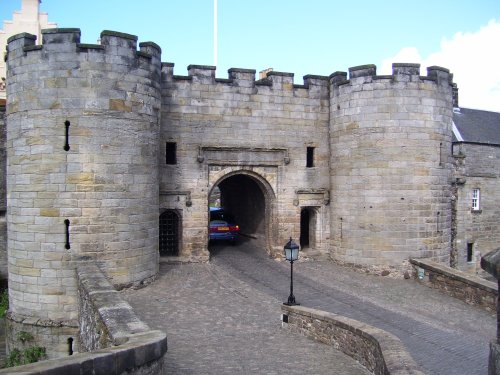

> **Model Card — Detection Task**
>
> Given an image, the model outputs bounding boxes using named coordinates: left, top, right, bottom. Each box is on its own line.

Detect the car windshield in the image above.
left=210, top=209, right=235, bottom=223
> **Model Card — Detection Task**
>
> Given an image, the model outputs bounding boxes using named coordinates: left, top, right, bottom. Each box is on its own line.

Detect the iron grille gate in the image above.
left=159, top=210, right=179, bottom=256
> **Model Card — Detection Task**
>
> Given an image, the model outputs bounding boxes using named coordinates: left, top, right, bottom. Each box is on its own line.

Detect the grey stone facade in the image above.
left=1, top=27, right=498, bottom=357
left=0, top=102, right=6, bottom=281
left=329, top=64, right=453, bottom=269
left=453, top=142, right=500, bottom=272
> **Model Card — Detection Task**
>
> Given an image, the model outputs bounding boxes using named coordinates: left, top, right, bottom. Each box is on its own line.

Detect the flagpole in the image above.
left=213, top=0, right=218, bottom=67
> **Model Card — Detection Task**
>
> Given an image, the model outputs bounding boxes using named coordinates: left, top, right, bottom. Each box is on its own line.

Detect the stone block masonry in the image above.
left=6, top=29, right=161, bottom=325
left=452, top=143, right=500, bottom=271
left=0, top=258, right=167, bottom=373
left=282, top=304, right=424, bottom=374
left=330, top=64, right=454, bottom=271
left=4, top=26, right=458, bottom=358
left=161, top=64, right=332, bottom=259
left=410, top=257, right=497, bottom=311
left=160, top=62, right=454, bottom=271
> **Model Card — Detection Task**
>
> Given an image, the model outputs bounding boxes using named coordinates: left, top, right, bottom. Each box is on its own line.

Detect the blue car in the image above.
left=209, top=207, right=240, bottom=243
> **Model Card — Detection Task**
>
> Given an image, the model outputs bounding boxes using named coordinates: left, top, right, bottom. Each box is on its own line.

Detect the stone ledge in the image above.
left=0, top=260, right=167, bottom=374
left=281, top=305, right=423, bottom=375
left=410, top=257, right=497, bottom=311
left=0, top=330, right=167, bottom=375
left=411, top=258, right=495, bottom=292
left=76, top=260, right=154, bottom=348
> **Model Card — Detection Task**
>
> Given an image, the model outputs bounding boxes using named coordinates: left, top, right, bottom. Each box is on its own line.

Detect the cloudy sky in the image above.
left=1, top=0, right=499, bottom=111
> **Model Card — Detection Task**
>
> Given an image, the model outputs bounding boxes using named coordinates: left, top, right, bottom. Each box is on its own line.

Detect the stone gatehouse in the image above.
left=3, top=27, right=499, bottom=357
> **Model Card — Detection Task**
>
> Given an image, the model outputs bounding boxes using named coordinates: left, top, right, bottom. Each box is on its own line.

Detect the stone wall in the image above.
left=0, top=103, right=6, bottom=281
left=410, top=257, right=497, bottom=311
left=160, top=62, right=456, bottom=267
left=5, top=312, right=78, bottom=360
left=281, top=304, right=423, bottom=375
left=5, top=29, right=161, bottom=324
left=453, top=143, right=500, bottom=272
left=1, top=26, right=477, bottom=350
left=329, top=64, right=454, bottom=272
left=0, top=258, right=168, bottom=374
left=77, top=260, right=153, bottom=351
left=160, top=65, right=332, bottom=259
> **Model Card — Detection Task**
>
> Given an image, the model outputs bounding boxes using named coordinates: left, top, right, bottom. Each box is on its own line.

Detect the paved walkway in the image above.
left=121, top=240, right=495, bottom=374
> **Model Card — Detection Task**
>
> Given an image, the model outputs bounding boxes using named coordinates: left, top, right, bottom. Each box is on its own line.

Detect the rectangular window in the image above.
left=306, top=147, right=314, bottom=168
left=467, top=243, right=474, bottom=262
left=166, top=142, right=177, bottom=165
left=471, top=188, right=480, bottom=211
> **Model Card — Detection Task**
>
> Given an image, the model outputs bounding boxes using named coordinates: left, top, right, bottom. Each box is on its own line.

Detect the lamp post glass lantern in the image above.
left=284, top=237, right=300, bottom=305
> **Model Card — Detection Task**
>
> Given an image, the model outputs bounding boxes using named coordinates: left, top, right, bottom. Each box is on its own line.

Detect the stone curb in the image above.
left=410, top=258, right=497, bottom=311
left=281, top=305, right=424, bottom=375
left=0, top=330, right=167, bottom=374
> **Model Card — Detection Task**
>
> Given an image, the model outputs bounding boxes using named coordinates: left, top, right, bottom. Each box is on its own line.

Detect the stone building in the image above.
left=452, top=108, right=500, bottom=274
left=0, top=26, right=499, bottom=357
left=0, top=0, right=56, bottom=101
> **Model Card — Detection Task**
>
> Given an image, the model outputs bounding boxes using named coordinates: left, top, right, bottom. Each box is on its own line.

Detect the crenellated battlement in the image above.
left=161, top=63, right=330, bottom=97
left=6, top=28, right=453, bottom=102
left=7, top=28, right=161, bottom=70
left=330, top=63, right=454, bottom=91
left=160, top=61, right=454, bottom=97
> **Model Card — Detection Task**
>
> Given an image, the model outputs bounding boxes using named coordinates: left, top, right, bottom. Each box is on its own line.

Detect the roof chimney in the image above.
left=259, top=68, right=273, bottom=80
left=452, top=83, right=459, bottom=109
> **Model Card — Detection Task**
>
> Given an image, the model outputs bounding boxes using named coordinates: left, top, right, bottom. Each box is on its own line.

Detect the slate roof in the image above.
left=453, top=107, right=500, bottom=145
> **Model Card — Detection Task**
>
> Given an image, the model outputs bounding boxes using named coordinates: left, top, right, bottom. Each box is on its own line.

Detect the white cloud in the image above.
left=380, top=19, right=500, bottom=112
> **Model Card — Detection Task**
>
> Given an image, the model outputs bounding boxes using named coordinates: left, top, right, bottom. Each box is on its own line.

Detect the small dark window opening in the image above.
left=436, top=211, right=441, bottom=233
left=64, top=219, right=70, bottom=250
left=306, top=147, right=314, bottom=168
left=439, top=142, right=443, bottom=166
left=166, top=142, right=177, bottom=165
left=64, top=120, right=70, bottom=151
left=67, top=337, right=74, bottom=355
left=467, top=243, right=474, bottom=262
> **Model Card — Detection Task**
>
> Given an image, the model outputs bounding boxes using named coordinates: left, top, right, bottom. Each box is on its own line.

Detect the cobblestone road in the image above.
left=122, top=239, right=495, bottom=374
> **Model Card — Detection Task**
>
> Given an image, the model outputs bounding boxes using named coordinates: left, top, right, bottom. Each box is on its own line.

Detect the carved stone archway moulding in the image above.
left=200, top=145, right=288, bottom=197
left=208, top=165, right=278, bottom=199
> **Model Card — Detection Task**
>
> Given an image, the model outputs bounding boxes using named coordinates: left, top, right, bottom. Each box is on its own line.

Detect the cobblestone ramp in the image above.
left=122, top=247, right=370, bottom=374
left=122, top=240, right=494, bottom=374
left=211, top=242, right=494, bottom=375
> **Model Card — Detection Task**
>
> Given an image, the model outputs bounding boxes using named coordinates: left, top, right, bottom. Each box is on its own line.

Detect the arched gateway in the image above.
left=208, top=169, right=276, bottom=253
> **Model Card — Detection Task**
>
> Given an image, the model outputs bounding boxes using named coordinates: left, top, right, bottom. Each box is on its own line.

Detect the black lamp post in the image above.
left=283, top=237, right=300, bottom=306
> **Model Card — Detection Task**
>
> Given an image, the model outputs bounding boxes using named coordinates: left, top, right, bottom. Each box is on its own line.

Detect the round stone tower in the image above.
left=6, top=29, right=161, bottom=355
left=329, top=63, right=454, bottom=274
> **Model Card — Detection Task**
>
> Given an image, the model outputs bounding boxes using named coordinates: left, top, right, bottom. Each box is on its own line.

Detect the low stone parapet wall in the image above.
left=281, top=305, right=423, bottom=375
left=0, top=260, right=167, bottom=374
left=410, top=258, right=497, bottom=311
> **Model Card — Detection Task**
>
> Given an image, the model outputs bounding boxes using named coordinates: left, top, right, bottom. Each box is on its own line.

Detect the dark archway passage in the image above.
left=211, top=174, right=266, bottom=242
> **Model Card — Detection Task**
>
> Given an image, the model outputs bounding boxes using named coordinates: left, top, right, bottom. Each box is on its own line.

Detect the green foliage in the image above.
left=23, top=346, right=46, bottom=363
left=0, top=292, right=48, bottom=368
left=16, top=331, right=34, bottom=344
left=4, top=349, right=21, bottom=368
left=0, top=289, right=8, bottom=318
left=3, top=330, right=47, bottom=368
